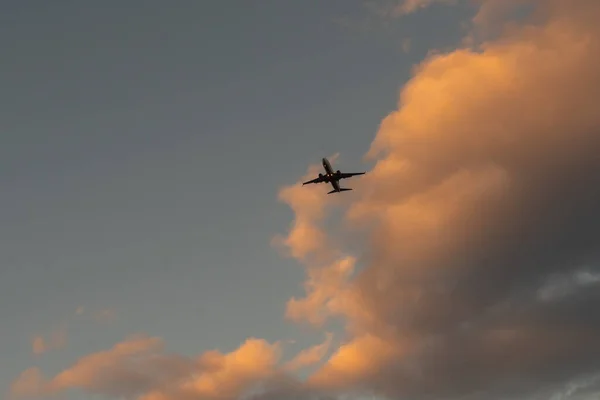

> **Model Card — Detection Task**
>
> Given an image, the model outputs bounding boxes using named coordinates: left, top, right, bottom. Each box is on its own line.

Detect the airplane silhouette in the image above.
left=302, top=157, right=365, bottom=194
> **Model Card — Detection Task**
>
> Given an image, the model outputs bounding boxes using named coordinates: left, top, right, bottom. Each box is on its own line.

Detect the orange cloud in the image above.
left=12, top=335, right=168, bottom=398
left=283, top=332, right=334, bottom=371
left=9, top=368, right=47, bottom=399
left=51, top=334, right=164, bottom=394
left=308, top=334, right=403, bottom=391
left=11, top=335, right=285, bottom=400
left=143, top=338, right=281, bottom=400
left=278, top=1, right=600, bottom=398
left=31, top=337, right=47, bottom=355
left=286, top=256, right=356, bottom=326
left=273, top=155, right=363, bottom=329
left=272, top=154, right=343, bottom=263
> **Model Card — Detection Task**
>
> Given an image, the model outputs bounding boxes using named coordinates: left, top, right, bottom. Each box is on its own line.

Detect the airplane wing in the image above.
left=302, top=176, right=324, bottom=185
left=338, top=172, right=365, bottom=179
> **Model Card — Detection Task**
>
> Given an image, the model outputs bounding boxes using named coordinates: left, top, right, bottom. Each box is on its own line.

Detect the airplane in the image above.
left=302, top=157, right=366, bottom=194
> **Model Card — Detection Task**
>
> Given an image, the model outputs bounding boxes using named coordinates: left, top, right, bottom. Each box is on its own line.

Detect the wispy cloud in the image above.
left=94, top=308, right=117, bottom=324
left=29, top=305, right=116, bottom=356
left=365, top=0, right=458, bottom=18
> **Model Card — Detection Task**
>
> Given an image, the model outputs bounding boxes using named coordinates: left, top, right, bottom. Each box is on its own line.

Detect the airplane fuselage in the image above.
left=322, top=158, right=341, bottom=192
left=322, top=158, right=334, bottom=175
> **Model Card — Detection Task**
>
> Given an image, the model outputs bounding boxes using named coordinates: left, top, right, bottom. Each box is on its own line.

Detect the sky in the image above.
left=1, top=1, right=600, bottom=400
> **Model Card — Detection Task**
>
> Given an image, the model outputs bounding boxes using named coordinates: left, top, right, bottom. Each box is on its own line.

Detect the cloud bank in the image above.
left=282, top=0, right=600, bottom=398
left=11, top=1, right=600, bottom=399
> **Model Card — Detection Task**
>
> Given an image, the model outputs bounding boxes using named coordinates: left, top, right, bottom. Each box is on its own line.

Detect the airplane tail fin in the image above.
left=328, top=188, right=352, bottom=194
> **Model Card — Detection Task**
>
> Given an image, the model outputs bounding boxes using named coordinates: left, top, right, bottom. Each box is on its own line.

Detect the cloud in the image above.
left=142, top=338, right=283, bottom=400
left=284, top=333, right=334, bottom=372
left=365, top=0, right=457, bottom=18
left=73, top=305, right=118, bottom=324
left=540, top=373, right=600, bottom=400
left=13, top=335, right=170, bottom=398
left=273, top=155, right=365, bottom=329
left=462, top=0, right=537, bottom=46
left=13, top=330, right=335, bottom=400
left=51, top=334, right=169, bottom=396
left=95, top=308, right=117, bottom=323
left=9, top=368, right=47, bottom=399
left=28, top=306, right=115, bottom=356
left=308, top=333, right=404, bottom=392
left=286, top=255, right=356, bottom=326
left=271, top=162, right=333, bottom=262
left=279, top=0, right=600, bottom=399
left=11, top=335, right=284, bottom=400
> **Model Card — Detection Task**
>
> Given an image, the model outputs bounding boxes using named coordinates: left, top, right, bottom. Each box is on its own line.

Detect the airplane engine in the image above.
left=336, top=170, right=341, bottom=175
left=319, top=173, right=323, bottom=178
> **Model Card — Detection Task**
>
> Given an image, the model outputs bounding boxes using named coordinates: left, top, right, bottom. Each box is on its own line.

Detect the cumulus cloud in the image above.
left=279, top=0, right=600, bottom=399
left=11, top=335, right=285, bottom=400
left=273, top=155, right=359, bottom=327
left=13, top=335, right=169, bottom=398
left=284, top=332, right=334, bottom=372
left=140, top=338, right=282, bottom=400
